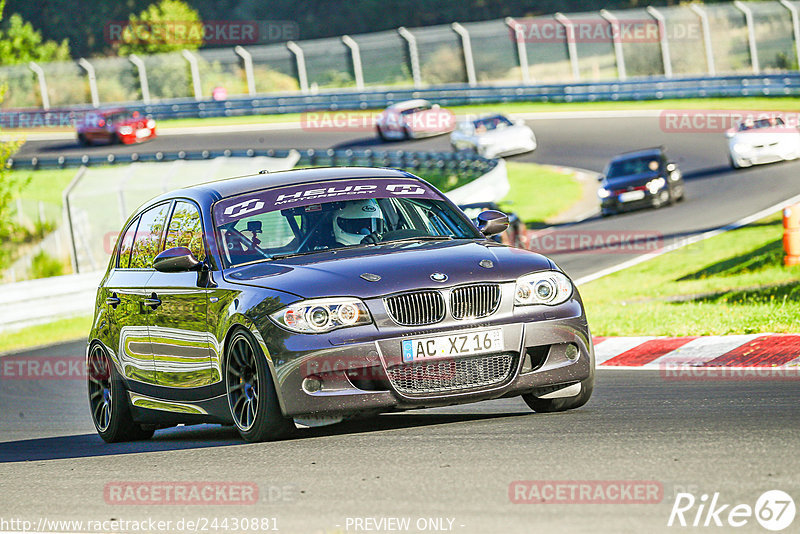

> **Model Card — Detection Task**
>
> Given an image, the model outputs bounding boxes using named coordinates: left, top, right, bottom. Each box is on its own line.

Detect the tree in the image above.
left=118, top=0, right=202, bottom=56
left=0, top=0, right=27, bottom=261
left=0, top=12, right=70, bottom=64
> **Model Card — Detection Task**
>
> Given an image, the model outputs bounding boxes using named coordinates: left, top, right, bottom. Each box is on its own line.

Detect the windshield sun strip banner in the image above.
left=213, top=178, right=441, bottom=226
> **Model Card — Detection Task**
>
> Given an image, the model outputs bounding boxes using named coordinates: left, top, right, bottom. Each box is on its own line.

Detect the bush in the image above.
left=30, top=250, right=64, bottom=279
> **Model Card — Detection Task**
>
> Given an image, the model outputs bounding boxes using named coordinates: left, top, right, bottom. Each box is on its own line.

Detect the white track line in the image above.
left=574, top=192, right=800, bottom=286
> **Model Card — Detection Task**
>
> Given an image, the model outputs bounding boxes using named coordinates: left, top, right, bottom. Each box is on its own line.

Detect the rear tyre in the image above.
left=87, top=343, right=154, bottom=443
left=376, top=126, right=388, bottom=142
left=77, top=134, right=90, bottom=146
left=225, top=329, right=294, bottom=443
left=522, top=365, right=594, bottom=413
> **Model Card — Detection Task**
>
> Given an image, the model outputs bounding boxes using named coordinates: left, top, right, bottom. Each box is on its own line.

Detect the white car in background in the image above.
left=450, top=114, right=536, bottom=159
left=727, top=117, right=800, bottom=169
left=375, top=99, right=454, bottom=140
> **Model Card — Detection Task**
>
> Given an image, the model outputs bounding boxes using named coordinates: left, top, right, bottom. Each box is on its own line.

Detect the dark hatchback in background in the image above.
left=87, top=167, right=594, bottom=443
left=597, top=147, right=685, bottom=216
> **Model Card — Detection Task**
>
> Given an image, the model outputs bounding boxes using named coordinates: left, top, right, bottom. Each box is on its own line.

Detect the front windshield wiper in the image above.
left=379, top=235, right=455, bottom=245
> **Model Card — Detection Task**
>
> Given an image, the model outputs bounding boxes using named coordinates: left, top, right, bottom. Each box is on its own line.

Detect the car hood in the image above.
left=223, top=240, right=554, bottom=299
left=603, top=170, right=660, bottom=190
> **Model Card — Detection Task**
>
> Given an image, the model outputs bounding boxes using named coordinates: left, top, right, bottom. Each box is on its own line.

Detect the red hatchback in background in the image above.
left=76, top=109, right=156, bottom=145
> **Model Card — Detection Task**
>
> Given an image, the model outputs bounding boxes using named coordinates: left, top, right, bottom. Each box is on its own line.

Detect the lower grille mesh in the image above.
left=386, top=353, right=514, bottom=395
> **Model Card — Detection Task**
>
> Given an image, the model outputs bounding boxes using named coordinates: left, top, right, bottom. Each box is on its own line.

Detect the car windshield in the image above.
left=606, top=155, right=661, bottom=179
left=213, top=177, right=481, bottom=267
left=400, top=104, right=431, bottom=115
left=473, top=116, right=512, bottom=132
left=738, top=117, right=785, bottom=131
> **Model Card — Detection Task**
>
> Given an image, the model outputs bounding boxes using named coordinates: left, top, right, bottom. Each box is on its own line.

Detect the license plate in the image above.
left=136, top=128, right=151, bottom=138
left=401, top=329, right=504, bottom=363
left=619, top=190, right=645, bottom=202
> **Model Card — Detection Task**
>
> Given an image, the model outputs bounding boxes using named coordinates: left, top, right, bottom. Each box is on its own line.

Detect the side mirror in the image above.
left=476, top=210, right=509, bottom=238
left=154, top=246, right=201, bottom=273
left=597, top=175, right=605, bottom=182
left=725, top=131, right=735, bottom=139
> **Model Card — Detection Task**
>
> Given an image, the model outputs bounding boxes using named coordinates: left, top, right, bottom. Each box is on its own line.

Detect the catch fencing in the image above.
left=1, top=1, right=799, bottom=112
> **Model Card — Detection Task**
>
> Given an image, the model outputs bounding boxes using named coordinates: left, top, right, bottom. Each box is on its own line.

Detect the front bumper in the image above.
left=264, top=297, right=592, bottom=418
left=601, top=188, right=668, bottom=213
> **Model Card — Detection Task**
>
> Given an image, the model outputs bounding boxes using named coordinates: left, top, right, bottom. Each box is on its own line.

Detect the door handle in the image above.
left=106, top=294, right=120, bottom=308
left=144, top=293, right=161, bottom=309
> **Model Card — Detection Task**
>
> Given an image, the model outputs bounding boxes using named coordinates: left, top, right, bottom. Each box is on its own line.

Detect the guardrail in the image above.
left=9, top=147, right=498, bottom=172
left=2, top=74, right=799, bottom=129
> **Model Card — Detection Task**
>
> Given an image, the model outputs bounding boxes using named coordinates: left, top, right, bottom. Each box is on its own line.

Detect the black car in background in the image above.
left=597, top=147, right=685, bottom=216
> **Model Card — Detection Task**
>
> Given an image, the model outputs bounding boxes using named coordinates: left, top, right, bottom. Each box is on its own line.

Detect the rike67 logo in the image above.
left=668, top=490, right=795, bottom=531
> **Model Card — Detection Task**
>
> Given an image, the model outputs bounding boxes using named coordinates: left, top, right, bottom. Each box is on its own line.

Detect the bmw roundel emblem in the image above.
left=430, top=272, right=448, bottom=282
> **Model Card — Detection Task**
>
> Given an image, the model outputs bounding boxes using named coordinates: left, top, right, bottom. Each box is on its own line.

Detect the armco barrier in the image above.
left=2, top=74, right=799, bottom=128
left=9, top=147, right=498, bottom=172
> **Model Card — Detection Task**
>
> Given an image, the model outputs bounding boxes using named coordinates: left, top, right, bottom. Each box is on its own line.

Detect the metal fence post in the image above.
left=234, top=45, right=256, bottom=96
left=286, top=41, right=310, bottom=94
left=600, top=10, right=626, bottom=81
left=341, top=35, right=365, bottom=90
left=397, top=27, right=422, bottom=88
left=647, top=6, right=673, bottom=78
left=451, top=22, right=477, bottom=86
left=690, top=4, right=716, bottom=76
left=78, top=58, right=100, bottom=108
left=555, top=13, right=581, bottom=81
left=28, top=62, right=50, bottom=110
left=128, top=54, right=151, bottom=104
left=781, top=0, right=800, bottom=71
left=181, top=50, right=203, bottom=100
left=504, top=18, right=530, bottom=84
left=734, top=1, right=760, bottom=74
left=62, top=166, right=87, bottom=274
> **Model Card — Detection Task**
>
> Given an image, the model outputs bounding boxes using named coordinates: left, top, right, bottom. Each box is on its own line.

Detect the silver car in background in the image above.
left=451, top=114, right=537, bottom=158
left=376, top=99, right=455, bottom=141
left=727, top=117, right=800, bottom=169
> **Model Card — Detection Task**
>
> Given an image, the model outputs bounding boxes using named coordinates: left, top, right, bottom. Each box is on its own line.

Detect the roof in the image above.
left=610, top=147, right=664, bottom=161
left=144, top=166, right=418, bottom=208
left=387, top=99, right=431, bottom=111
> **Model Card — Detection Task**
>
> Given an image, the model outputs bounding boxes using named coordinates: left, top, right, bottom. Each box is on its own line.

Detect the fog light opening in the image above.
left=302, top=375, right=323, bottom=394
left=565, top=343, right=579, bottom=361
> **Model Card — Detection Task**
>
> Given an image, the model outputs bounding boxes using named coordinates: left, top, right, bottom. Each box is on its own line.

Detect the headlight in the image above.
left=514, top=271, right=573, bottom=306
left=597, top=187, right=611, bottom=199
left=118, top=126, right=133, bottom=135
left=646, top=177, right=666, bottom=193
left=146, top=119, right=155, bottom=129
left=270, top=298, right=372, bottom=333
left=733, top=143, right=749, bottom=154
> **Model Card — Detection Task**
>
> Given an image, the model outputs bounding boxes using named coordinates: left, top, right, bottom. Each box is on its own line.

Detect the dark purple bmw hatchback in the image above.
left=87, top=167, right=594, bottom=443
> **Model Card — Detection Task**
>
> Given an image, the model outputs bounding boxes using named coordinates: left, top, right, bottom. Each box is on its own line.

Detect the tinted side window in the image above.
left=117, top=217, right=140, bottom=269
left=130, top=203, right=170, bottom=269
left=165, top=201, right=205, bottom=261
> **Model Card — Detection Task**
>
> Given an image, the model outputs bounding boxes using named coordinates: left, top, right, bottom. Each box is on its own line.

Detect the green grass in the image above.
left=501, top=162, right=582, bottom=226
left=12, top=167, right=78, bottom=208
left=0, top=315, right=91, bottom=354
left=581, top=212, right=800, bottom=336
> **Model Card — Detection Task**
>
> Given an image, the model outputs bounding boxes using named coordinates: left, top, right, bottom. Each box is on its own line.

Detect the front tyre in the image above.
left=521, top=365, right=594, bottom=413
left=225, top=330, right=294, bottom=442
left=87, top=343, right=154, bottom=443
